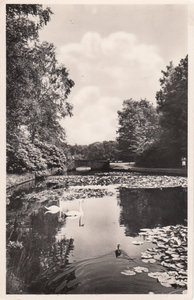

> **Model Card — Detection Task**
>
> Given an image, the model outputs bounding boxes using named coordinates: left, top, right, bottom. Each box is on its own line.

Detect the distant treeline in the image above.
left=68, top=141, right=119, bottom=162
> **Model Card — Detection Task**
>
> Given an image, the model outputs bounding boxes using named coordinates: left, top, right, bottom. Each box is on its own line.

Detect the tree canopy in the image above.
left=7, top=4, right=74, bottom=143
left=69, top=141, right=119, bottom=161
left=116, top=99, right=159, bottom=161
left=6, top=4, right=75, bottom=173
left=156, top=56, right=187, bottom=161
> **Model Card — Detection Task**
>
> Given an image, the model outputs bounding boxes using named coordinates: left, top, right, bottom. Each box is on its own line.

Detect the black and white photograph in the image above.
left=3, top=1, right=192, bottom=297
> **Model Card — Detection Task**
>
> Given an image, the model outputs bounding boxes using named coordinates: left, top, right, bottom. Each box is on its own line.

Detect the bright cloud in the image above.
left=61, top=86, right=120, bottom=144
left=58, top=31, right=164, bottom=144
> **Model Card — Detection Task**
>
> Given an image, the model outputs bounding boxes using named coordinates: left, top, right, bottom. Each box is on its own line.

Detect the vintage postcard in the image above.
left=1, top=0, right=193, bottom=299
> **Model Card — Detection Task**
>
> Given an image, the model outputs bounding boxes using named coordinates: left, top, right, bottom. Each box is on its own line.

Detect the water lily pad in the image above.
left=148, top=272, right=164, bottom=279
left=153, top=254, right=162, bottom=260
left=139, top=232, right=148, bottom=236
left=140, top=228, right=150, bottom=232
left=159, top=281, right=172, bottom=288
left=176, top=263, right=185, bottom=269
left=132, top=241, right=143, bottom=245
left=157, top=243, right=168, bottom=249
left=176, top=280, right=187, bottom=287
left=133, top=266, right=149, bottom=273
left=121, top=270, right=136, bottom=276
left=149, top=259, right=156, bottom=263
left=141, top=252, right=152, bottom=259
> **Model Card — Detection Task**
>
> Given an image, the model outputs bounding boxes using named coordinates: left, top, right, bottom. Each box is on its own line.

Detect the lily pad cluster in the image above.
left=139, top=225, right=187, bottom=288
left=47, top=173, right=187, bottom=188
left=64, top=188, right=114, bottom=200
left=121, top=266, right=149, bottom=276
left=148, top=271, right=186, bottom=288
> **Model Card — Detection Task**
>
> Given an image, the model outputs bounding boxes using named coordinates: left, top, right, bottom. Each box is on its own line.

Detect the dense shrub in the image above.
left=6, top=133, right=72, bottom=174
left=135, top=142, right=182, bottom=168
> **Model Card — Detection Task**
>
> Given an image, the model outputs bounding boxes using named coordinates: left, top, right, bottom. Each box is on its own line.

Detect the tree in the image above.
left=6, top=4, right=53, bottom=134
left=6, top=4, right=75, bottom=173
left=117, top=99, right=159, bottom=161
left=69, top=141, right=119, bottom=161
left=7, top=5, right=74, bottom=143
left=22, top=41, right=74, bottom=143
left=156, top=56, right=188, bottom=164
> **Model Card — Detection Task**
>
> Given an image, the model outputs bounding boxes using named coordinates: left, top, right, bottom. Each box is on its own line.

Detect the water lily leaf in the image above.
left=132, top=241, right=143, bottom=245
left=176, top=280, right=187, bottom=287
left=141, top=252, right=152, bottom=259
left=134, top=266, right=149, bottom=273
left=148, top=272, right=164, bottom=279
left=159, top=281, right=172, bottom=288
left=121, top=270, right=136, bottom=276
left=139, top=232, right=148, bottom=236
left=146, top=259, right=156, bottom=264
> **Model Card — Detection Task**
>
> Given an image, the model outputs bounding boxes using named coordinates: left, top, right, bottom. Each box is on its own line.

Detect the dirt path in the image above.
left=110, top=163, right=187, bottom=177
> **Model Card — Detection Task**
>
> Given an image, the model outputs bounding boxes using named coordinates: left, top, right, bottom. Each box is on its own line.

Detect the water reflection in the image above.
left=7, top=206, right=74, bottom=293
left=6, top=181, right=187, bottom=294
left=119, top=187, right=187, bottom=237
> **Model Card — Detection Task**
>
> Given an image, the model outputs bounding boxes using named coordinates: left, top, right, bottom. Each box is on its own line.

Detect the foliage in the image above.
left=156, top=56, right=188, bottom=162
left=137, top=56, right=188, bottom=167
left=135, top=140, right=180, bottom=168
left=6, top=4, right=53, bottom=134
left=6, top=4, right=75, bottom=173
left=116, top=99, right=159, bottom=161
left=6, top=129, right=71, bottom=173
left=7, top=5, right=74, bottom=143
left=69, top=141, right=119, bottom=161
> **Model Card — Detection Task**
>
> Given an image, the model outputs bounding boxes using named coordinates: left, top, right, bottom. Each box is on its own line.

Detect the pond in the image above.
left=6, top=172, right=187, bottom=294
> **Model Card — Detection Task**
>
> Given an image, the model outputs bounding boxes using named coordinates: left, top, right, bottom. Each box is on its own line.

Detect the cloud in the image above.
left=61, top=86, right=120, bottom=144
left=58, top=31, right=164, bottom=144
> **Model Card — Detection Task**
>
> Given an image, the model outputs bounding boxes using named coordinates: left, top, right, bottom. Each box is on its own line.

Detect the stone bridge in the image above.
left=74, top=159, right=110, bottom=171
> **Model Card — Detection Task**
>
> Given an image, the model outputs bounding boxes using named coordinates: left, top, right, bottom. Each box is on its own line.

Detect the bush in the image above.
left=7, top=134, right=71, bottom=174
left=135, top=142, right=181, bottom=168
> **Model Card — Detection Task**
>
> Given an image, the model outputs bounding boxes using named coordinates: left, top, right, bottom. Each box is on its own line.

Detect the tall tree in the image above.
left=117, top=99, right=159, bottom=161
left=6, top=4, right=75, bottom=173
left=156, top=56, right=188, bottom=163
left=22, top=41, right=74, bottom=143
left=6, top=4, right=52, bottom=134
left=6, top=4, right=74, bottom=144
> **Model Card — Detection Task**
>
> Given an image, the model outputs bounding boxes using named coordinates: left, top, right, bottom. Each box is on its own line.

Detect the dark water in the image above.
left=6, top=177, right=187, bottom=294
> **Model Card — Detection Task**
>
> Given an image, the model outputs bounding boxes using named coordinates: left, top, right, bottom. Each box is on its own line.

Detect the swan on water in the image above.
left=65, top=199, right=83, bottom=218
left=44, top=198, right=83, bottom=220
left=44, top=198, right=62, bottom=214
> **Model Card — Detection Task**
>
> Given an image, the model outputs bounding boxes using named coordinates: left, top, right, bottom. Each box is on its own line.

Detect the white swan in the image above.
left=45, top=199, right=84, bottom=220
left=65, top=199, right=83, bottom=218
left=44, top=198, right=62, bottom=215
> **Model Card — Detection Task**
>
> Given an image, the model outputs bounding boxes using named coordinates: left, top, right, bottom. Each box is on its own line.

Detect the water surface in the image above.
left=6, top=174, right=187, bottom=294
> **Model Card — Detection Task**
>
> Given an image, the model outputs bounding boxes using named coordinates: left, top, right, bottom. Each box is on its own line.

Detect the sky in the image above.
left=39, top=4, right=187, bottom=145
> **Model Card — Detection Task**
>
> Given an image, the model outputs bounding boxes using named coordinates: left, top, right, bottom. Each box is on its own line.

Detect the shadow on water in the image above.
left=119, top=187, right=187, bottom=237
left=6, top=180, right=187, bottom=294
left=7, top=206, right=74, bottom=293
